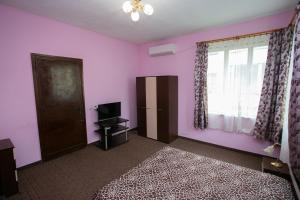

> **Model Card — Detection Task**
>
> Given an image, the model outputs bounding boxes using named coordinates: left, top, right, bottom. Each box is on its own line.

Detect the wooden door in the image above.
left=145, top=77, right=157, bottom=140
left=157, top=77, right=169, bottom=143
left=136, top=77, right=147, bottom=137
left=31, top=53, right=87, bottom=161
left=168, top=77, right=178, bottom=142
left=157, top=76, right=178, bottom=143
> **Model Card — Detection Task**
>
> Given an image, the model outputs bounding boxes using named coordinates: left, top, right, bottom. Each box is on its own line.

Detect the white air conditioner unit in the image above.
left=148, top=44, right=176, bottom=57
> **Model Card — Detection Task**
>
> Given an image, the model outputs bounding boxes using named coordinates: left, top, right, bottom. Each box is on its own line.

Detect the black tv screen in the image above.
left=97, top=102, right=121, bottom=120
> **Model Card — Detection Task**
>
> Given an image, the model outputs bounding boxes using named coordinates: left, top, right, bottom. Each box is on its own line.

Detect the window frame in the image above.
left=207, top=44, right=268, bottom=118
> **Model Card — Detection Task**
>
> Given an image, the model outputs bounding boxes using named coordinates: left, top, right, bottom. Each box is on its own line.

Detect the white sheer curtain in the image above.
left=207, top=35, right=269, bottom=134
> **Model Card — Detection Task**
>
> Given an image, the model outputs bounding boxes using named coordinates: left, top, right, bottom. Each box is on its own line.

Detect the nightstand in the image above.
left=0, top=139, right=18, bottom=197
left=262, top=157, right=290, bottom=181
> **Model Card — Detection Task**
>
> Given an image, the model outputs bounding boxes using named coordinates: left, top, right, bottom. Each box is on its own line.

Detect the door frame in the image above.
left=31, top=53, right=87, bottom=161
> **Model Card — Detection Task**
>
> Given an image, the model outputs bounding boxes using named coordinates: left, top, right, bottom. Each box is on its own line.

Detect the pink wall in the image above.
left=138, top=11, right=294, bottom=138
left=0, top=5, right=139, bottom=167
left=0, top=4, right=294, bottom=168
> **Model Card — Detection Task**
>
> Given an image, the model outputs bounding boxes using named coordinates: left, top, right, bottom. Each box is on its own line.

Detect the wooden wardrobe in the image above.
left=136, top=76, right=178, bottom=143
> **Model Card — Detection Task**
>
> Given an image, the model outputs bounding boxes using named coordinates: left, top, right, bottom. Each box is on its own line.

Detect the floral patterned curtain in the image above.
left=289, top=3, right=300, bottom=185
left=194, top=42, right=208, bottom=129
left=252, top=26, right=294, bottom=143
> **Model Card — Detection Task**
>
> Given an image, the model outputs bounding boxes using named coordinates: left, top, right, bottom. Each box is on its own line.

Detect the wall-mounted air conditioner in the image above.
left=148, top=44, right=176, bottom=57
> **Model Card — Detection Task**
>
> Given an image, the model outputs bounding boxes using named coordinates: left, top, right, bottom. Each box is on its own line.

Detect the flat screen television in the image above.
left=97, top=102, right=121, bottom=120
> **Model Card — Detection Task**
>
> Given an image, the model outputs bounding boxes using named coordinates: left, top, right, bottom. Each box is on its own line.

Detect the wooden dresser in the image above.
left=0, top=139, right=18, bottom=197
left=136, top=76, right=178, bottom=143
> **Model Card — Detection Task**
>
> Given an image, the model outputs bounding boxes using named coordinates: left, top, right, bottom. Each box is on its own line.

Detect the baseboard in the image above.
left=17, top=160, right=42, bottom=170
left=129, top=127, right=138, bottom=131
left=19, top=129, right=138, bottom=170
left=178, top=135, right=273, bottom=159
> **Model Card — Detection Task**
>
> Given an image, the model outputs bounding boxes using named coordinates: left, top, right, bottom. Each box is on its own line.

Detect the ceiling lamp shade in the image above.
left=122, top=1, right=133, bottom=13
left=131, top=11, right=140, bottom=22
left=143, top=4, right=153, bottom=15
left=122, top=0, right=154, bottom=22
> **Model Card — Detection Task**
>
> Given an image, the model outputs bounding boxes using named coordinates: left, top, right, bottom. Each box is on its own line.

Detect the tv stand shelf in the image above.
left=95, top=125, right=128, bottom=136
left=94, top=117, right=129, bottom=150
left=95, top=118, right=129, bottom=126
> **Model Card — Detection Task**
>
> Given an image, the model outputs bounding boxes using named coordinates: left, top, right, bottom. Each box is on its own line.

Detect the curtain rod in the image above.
left=196, top=28, right=283, bottom=46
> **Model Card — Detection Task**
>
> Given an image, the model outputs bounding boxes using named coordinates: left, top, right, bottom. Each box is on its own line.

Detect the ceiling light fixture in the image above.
left=122, top=0, right=153, bottom=22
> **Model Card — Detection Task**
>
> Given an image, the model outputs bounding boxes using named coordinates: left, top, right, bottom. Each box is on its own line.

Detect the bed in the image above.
left=94, top=146, right=294, bottom=200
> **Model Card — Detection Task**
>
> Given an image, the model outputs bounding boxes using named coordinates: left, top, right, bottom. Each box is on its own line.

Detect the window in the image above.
left=207, top=45, right=268, bottom=119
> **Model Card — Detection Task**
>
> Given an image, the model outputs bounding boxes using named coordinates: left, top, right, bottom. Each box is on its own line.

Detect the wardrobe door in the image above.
left=136, top=77, right=147, bottom=137
left=168, top=76, right=178, bottom=142
left=157, top=76, right=178, bottom=143
left=145, top=77, right=158, bottom=140
left=156, top=77, right=169, bottom=143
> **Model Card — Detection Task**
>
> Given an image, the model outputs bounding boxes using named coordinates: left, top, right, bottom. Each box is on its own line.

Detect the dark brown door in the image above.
left=31, top=53, right=87, bottom=161
left=157, top=76, right=178, bottom=143
left=136, top=77, right=147, bottom=137
left=156, top=77, right=169, bottom=143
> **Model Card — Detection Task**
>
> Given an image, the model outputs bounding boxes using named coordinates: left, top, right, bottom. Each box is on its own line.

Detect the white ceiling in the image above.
left=0, top=0, right=297, bottom=44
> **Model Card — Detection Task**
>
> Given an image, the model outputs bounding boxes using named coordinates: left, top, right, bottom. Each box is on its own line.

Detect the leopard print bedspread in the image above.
left=94, top=147, right=294, bottom=200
